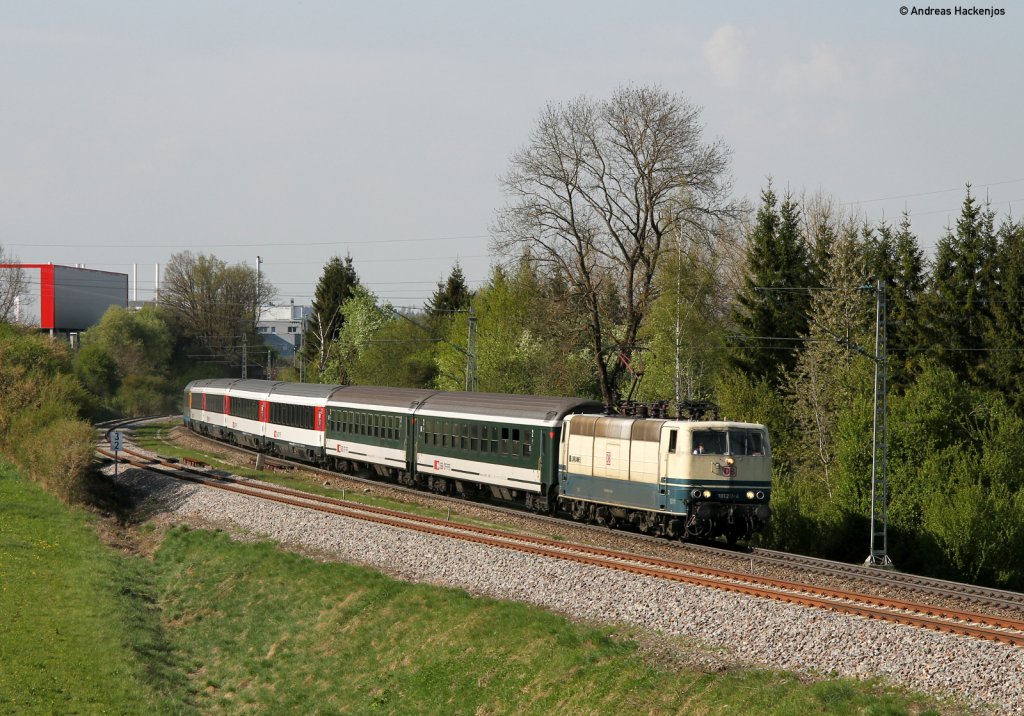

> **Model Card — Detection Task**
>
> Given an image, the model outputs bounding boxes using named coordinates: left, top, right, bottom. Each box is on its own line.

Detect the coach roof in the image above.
left=270, top=382, right=341, bottom=399
left=416, top=391, right=604, bottom=423
left=327, top=385, right=437, bottom=411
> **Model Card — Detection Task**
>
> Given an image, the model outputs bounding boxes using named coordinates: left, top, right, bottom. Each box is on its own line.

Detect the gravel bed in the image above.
left=113, top=465, right=1023, bottom=714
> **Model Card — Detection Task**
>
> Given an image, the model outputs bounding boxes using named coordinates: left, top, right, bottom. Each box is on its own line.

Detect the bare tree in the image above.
left=0, top=247, right=28, bottom=323
left=493, top=85, right=740, bottom=405
left=161, top=251, right=277, bottom=367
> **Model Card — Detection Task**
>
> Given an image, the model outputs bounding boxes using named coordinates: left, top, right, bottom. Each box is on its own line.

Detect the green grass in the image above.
left=2, top=443, right=956, bottom=715
left=0, top=460, right=188, bottom=714
left=151, top=527, right=947, bottom=715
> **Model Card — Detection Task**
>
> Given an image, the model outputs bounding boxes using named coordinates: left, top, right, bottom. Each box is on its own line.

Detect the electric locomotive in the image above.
left=558, top=414, right=771, bottom=543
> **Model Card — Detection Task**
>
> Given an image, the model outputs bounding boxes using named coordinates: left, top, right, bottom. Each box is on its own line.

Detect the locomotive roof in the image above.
left=416, top=391, right=604, bottom=424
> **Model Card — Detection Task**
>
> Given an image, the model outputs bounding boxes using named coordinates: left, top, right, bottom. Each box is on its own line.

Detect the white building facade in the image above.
left=256, top=301, right=311, bottom=358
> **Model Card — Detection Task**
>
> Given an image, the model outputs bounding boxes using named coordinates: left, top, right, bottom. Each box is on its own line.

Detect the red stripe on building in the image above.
left=0, top=263, right=55, bottom=329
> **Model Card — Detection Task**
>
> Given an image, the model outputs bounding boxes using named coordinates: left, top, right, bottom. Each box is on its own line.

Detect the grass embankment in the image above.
left=2, top=458, right=949, bottom=715
left=0, top=460, right=184, bottom=713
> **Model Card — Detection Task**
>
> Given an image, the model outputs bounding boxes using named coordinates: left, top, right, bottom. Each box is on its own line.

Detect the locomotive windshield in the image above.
left=691, top=428, right=767, bottom=456
left=691, top=430, right=727, bottom=454
left=728, top=429, right=766, bottom=456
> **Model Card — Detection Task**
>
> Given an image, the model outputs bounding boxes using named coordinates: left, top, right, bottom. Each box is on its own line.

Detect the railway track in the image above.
left=97, top=441, right=1024, bottom=649
left=158, top=425, right=1024, bottom=618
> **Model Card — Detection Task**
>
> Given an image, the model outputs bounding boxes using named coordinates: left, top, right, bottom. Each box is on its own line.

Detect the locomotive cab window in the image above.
left=729, top=429, right=767, bottom=456
left=691, top=430, right=726, bottom=455
left=668, top=430, right=678, bottom=454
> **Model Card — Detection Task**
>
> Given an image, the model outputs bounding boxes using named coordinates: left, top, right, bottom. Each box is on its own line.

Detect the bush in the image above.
left=0, top=325, right=96, bottom=503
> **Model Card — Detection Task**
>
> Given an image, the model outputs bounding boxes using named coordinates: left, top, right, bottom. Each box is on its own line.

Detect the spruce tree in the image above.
left=984, top=218, right=1024, bottom=408
left=302, top=255, right=360, bottom=379
left=731, top=185, right=814, bottom=385
left=921, top=187, right=997, bottom=383
left=786, top=222, right=871, bottom=503
left=889, top=211, right=927, bottom=386
left=427, top=263, right=472, bottom=318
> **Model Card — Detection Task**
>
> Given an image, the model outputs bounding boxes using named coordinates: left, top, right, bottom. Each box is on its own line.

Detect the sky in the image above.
left=2, top=1, right=1022, bottom=309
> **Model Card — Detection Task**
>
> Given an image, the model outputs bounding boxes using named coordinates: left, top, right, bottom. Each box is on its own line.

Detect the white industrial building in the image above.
left=256, top=300, right=311, bottom=358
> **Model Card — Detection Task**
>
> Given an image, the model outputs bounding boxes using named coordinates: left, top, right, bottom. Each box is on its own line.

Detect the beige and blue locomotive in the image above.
left=559, top=415, right=771, bottom=543
left=183, top=379, right=772, bottom=542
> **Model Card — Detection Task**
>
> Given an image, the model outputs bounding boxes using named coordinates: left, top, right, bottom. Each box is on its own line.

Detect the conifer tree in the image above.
left=861, top=213, right=926, bottom=388
left=302, top=255, right=360, bottom=379
left=921, top=187, right=997, bottom=382
left=889, top=211, right=927, bottom=385
left=731, top=185, right=814, bottom=385
left=984, top=218, right=1024, bottom=408
left=427, top=263, right=472, bottom=318
left=786, top=223, right=871, bottom=503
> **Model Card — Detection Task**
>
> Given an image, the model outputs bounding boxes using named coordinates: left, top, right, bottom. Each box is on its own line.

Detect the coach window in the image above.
left=522, top=429, right=533, bottom=458
left=511, top=428, right=520, bottom=456
left=490, top=427, right=499, bottom=453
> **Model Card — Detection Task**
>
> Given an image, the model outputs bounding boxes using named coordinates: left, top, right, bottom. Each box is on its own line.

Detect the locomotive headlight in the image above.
left=702, top=489, right=712, bottom=498
left=726, top=456, right=735, bottom=465
left=746, top=490, right=755, bottom=499
left=756, top=491, right=765, bottom=500
left=691, top=489, right=701, bottom=498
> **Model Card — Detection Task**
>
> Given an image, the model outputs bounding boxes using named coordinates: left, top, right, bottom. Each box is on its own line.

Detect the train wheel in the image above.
left=570, top=500, right=587, bottom=522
